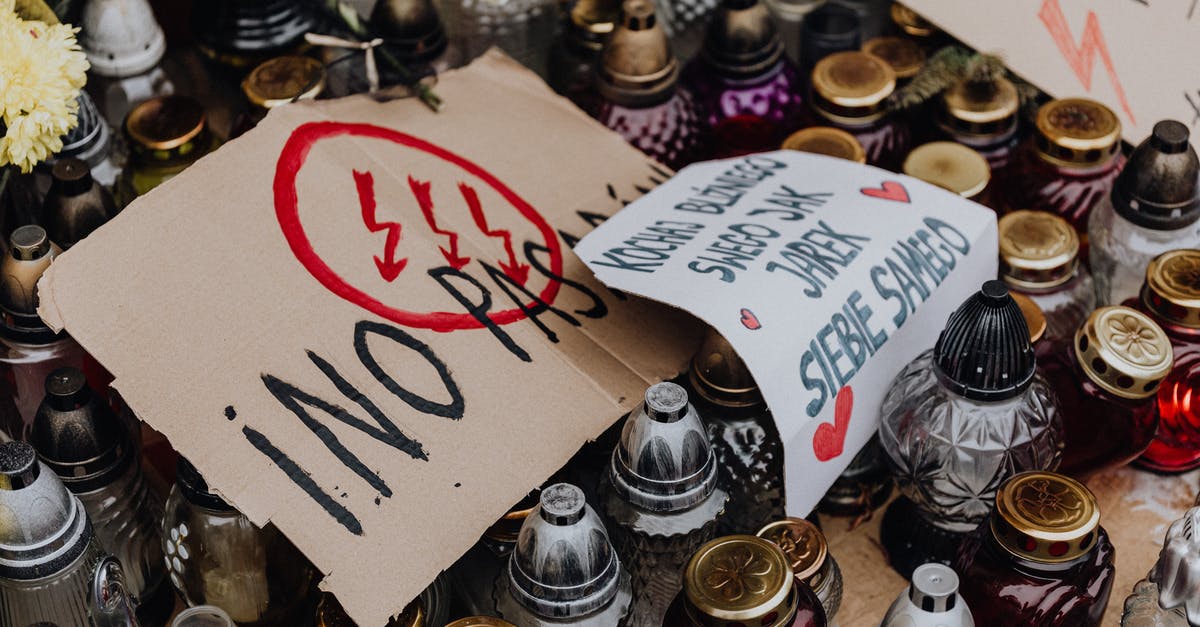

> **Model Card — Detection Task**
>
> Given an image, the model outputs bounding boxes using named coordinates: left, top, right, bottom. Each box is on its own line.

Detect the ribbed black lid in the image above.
left=1111, top=120, right=1200, bottom=230
left=800, top=3, right=861, bottom=74
left=933, top=280, right=1036, bottom=402
left=31, top=368, right=131, bottom=493
left=177, top=457, right=235, bottom=512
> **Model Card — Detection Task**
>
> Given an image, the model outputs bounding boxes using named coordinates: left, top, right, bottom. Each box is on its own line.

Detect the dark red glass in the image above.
left=955, top=521, right=1115, bottom=626
left=1038, top=338, right=1159, bottom=477
left=1127, top=298, right=1200, bottom=472
left=684, top=62, right=805, bottom=158
left=1004, top=142, right=1125, bottom=234
left=591, top=90, right=709, bottom=170
left=802, top=111, right=911, bottom=172
left=662, top=585, right=827, bottom=627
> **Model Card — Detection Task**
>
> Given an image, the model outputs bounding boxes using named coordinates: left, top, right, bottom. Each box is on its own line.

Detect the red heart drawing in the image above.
left=860, top=181, right=910, bottom=203
left=739, top=308, right=761, bottom=330
left=812, top=386, right=853, bottom=461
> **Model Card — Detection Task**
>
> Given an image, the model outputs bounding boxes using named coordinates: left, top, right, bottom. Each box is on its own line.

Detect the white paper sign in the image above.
left=574, top=151, right=998, bottom=515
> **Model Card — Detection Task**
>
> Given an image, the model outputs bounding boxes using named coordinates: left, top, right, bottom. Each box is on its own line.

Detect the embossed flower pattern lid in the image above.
left=684, top=535, right=794, bottom=624
left=1075, top=306, right=1173, bottom=399
left=990, top=471, right=1100, bottom=564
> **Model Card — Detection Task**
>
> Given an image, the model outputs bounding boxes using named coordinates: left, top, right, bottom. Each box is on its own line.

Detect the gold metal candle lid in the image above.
left=1034, top=98, right=1121, bottom=167
left=1075, top=306, right=1173, bottom=399
left=598, top=0, right=678, bottom=105
left=991, top=471, right=1100, bottom=564
left=998, top=210, right=1079, bottom=289
left=689, top=327, right=762, bottom=408
left=1012, top=292, right=1047, bottom=345
left=125, top=95, right=206, bottom=151
left=446, top=619, right=516, bottom=627
left=685, top=535, right=794, bottom=626
left=941, top=77, right=1019, bottom=140
left=902, top=142, right=990, bottom=199
left=862, top=36, right=924, bottom=80
left=781, top=127, right=866, bottom=163
left=890, top=3, right=937, bottom=38
left=243, top=55, right=326, bottom=109
left=811, top=51, right=896, bottom=123
left=756, top=517, right=829, bottom=585
left=1143, top=249, right=1200, bottom=329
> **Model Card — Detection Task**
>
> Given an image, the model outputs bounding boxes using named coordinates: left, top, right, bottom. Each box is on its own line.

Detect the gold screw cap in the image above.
left=243, top=55, right=326, bottom=109
left=890, top=3, right=937, bottom=38
left=811, top=51, right=895, bottom=122
left=1075, top=306, right=1173, bottom=399
left=685, top=535, right=795, bottom=625
left=1034, top=98, right=1121, bottom=167
left=756, top=517, right=829, bottom=585
left=125, top=95, right=206, bottom=151
left=1142, top=249, right=1200, bottom=329
left=1011, top=292, right=1047, bottom=345
left=862, top=36, right=924, bottom=80
left=991, top=471, right=1101, bottom=564
left=902, top=142, right=990, bottom=199
left=998, top=210, right=1079, bottom=289
left=781, top=127, right=866, bottom=163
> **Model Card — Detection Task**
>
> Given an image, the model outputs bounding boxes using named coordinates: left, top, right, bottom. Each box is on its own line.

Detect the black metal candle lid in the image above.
left=933, top=280, right=1035, bottom=402
left=1111, top=120, right=1200, bottom=230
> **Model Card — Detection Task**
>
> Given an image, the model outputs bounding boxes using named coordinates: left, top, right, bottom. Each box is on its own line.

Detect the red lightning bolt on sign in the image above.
left=461, top=182, right=531, bottom=285
left=1039, top=0, right=1135, bottom=125
left=409, top=176, right=471, bottom=270
left=353, top=170, right=408, bottom=282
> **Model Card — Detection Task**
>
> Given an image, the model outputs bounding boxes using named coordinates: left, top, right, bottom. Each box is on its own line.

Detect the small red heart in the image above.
left=860, top=181, right=910, bottom=203
left=739, top=308, right=761, bottom=330
left=812, top=386, right=853, bottom=461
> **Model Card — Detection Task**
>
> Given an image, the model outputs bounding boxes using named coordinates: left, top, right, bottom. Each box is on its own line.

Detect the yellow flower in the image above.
left=0, top=5, right=89, bottom=172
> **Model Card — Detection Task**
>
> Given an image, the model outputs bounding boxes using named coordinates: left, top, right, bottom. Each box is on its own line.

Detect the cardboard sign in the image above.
left=903, top=0, right=1200, bottom=143
left=37, top=52, right=702, bottom=625
left=574, top=152, right=998, bottom=516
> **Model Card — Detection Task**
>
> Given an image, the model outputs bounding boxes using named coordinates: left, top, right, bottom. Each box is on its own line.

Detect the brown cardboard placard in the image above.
left=902, top=0, right=1200, bottom=143
left=38, top=51, right=699, bottom=625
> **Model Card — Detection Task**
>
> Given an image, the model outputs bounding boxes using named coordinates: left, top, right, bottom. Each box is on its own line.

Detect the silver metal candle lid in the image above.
left=609, top=382, right=719, bottom=513
left=507, top=483, right=623, bottom=618
left=909, top=563, right=960, bottom=613
left=0, top=441, right=94, bottom=581
left=1152, top=506, right=1200, bottom=624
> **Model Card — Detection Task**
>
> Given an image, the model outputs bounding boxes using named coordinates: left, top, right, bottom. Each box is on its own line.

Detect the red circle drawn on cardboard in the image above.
left=274, top=122, right=564, bottom=332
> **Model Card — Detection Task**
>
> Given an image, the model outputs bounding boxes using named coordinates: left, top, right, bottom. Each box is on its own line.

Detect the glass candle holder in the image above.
left=1130, top=249, right=1200, bottom=473
left=807, top=51, right=911, bottom=171
left=590, top=0, right=708, bottom=169
left=999, top=210, right=1095, bottom=345
left=878, top=281, right=1062, bottom=578
left=1006, top=98, right=1124, bottom=236
left=955, top=471, right=1115, bottom=627
left=1041, top=306, right=1171, bottom=477
left=1089, top=120, right=1200, bottom=306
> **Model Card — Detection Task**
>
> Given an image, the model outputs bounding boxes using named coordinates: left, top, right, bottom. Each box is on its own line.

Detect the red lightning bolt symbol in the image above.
left=408, top=176, right=471, bottom=270
left=353, top=170, right=408, bottom=282
left=461, top=183, right=531, bottom=285
left=1039, top=0, right=1135, bottom=125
